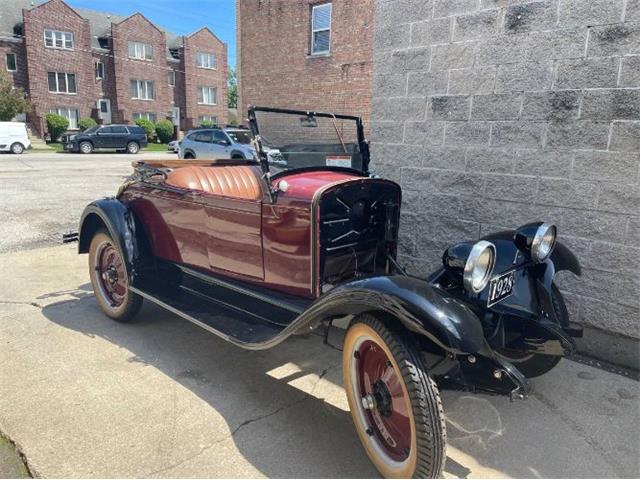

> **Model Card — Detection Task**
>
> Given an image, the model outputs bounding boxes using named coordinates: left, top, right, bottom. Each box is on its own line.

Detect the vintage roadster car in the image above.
left=78, top=106, right=583, bottom=479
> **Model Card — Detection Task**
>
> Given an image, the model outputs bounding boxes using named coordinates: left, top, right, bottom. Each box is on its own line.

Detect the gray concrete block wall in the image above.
left=371, top=0, right=639, bottom=366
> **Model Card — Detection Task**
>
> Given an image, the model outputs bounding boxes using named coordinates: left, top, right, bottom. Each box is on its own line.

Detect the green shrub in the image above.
left=45, top=113, right=69, bottom=141
left=78, top=117, right=97, bottom=131
left=134, top=118, right=155, bottom=139
left=155, top=119, right=174, bottom=144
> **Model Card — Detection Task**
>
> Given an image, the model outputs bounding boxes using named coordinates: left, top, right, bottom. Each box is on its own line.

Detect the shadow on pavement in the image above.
left=40, top=285, right=638, bottom=478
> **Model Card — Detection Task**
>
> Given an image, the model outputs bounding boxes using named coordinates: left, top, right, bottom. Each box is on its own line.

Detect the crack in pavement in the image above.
left=531, top=390, right=626, bottom=477
left=145, top=364, right=340, bottom=477
left=0, top=301, right=42, bottom=309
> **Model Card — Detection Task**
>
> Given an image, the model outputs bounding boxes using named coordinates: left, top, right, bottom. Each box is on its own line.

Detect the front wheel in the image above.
left=10, top=142, right=24, bottom=154
left=126, top=141, right=140, bottom=154
left=343, top=314, right=446, bottom=479
left=88, top=230, right=142, bottom=322
left=79, top=141, right=93, bottom=154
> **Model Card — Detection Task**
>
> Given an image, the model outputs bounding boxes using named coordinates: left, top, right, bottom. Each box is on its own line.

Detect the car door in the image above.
left=93, top=126, right=111, bottom=148
left=110, top=125, right=129, bottom=149
left=210, top=130, right=232, bottom=159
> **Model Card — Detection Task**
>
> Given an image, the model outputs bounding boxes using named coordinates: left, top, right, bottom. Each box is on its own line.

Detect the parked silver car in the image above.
left=178, top=127, right=255, bottom=160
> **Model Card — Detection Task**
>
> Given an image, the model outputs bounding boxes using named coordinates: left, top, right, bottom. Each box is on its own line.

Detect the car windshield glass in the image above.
left=252, top=109, right=362, bottom=173
left=226, top=130, right=251, bottom=144
left=84, top=125, right=99, bottom=134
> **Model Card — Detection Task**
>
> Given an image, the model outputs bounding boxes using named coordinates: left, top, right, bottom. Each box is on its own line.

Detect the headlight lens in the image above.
left=463, top=241, right=496, bottom=293
left=531, top=223, right=556, bottom=262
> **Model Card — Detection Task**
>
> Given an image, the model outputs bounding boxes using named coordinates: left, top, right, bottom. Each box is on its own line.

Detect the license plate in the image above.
left=487, top=270, right=515, bottom=307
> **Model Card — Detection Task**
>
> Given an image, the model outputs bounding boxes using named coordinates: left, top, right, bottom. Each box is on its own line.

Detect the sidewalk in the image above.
left=1, top=244, right=639, bottom=478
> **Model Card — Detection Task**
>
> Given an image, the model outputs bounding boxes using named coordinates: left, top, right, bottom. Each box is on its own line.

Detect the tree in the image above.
left=0, top=71, right=31, bottom=121
left=228, top=66, right=237, bottom=109
left=155, top=119, right=174, bottom=143
left=45, top=113, right=68, bottom=141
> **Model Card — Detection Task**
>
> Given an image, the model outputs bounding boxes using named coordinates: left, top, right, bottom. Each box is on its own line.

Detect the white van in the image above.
left=0, top=122, right=31, bottom=154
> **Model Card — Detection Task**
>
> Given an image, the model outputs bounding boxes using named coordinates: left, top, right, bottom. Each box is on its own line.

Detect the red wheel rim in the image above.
left=96, top=242, right=126, bottom=307
left=356, top=340, right=411, bottom=462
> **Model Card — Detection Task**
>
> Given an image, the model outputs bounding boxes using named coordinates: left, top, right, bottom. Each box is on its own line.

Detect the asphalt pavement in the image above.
left=0, top=152, right=639, bottom=478
left=0, top=151, right=171, bottom=253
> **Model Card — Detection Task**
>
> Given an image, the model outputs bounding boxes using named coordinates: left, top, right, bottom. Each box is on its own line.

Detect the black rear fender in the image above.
left=306, top=275, right=488, bottom=355
left=78, top=198, right=147, bottom=282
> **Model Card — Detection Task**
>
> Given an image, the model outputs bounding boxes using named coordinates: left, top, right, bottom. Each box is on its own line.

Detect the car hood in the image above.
left=271, top=170, right=362, bottom=201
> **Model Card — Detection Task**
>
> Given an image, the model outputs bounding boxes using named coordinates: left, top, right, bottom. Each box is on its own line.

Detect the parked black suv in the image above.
left=64, top=124, right=148, bottom=154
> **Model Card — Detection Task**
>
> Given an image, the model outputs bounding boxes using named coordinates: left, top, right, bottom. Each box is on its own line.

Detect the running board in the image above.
left=130, top=281, right=288, bottom=349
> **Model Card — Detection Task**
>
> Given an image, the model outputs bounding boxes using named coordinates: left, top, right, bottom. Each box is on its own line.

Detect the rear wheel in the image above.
left=79, top=141, right=93, bottom=154
left=343, top=314, right=446, bottom=479
left=10, top=142, right=24, bottom=154
left=496, top=283, right=566, bottom=378
left=126, top=141, right=140, bottom=154
left=88, top=230, right=142, bottom=322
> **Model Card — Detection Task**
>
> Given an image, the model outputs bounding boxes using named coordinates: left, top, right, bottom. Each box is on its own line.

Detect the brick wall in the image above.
left=371, top=0, right=639, bottom=366
left=183, top=28, right=228, bottom=128
left=1, top=41, right=28, bottom=91
left=22, top=0, right=96, bottom=136
left=111, top=14, right=172, bottom=124
left=237, top=0, right=373, bottom=125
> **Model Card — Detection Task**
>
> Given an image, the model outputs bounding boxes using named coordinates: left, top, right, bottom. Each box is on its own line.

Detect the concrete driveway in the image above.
left=0, top=153, right=639, bottom=478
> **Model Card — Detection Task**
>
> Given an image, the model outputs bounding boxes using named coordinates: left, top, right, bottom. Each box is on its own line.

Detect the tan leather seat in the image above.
left=166, top=166, right=262, bottom=200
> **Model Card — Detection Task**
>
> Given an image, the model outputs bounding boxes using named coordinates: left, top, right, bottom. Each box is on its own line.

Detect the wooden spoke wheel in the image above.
left=89, top=230, right=142, bottom=322
left=343, top=314, right=446, bottom=479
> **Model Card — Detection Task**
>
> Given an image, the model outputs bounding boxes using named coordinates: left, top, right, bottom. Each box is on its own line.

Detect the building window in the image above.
left=198, top=115, right=217, bottom=125
left=128, top=41, right=153, bottom=61
left=168, top=70, right=176, bottom=86
left=311, top=3, right=331, bottom=55
left=197, top=86, right=217, bottom=105
left=130, top=79, right=155, bottom=100
left=44, top=29, right=73, bottom=50
left=95, top=61, right=104, bottom=80
left=196, top=52, right=216, bottom=69
left=6, top=53, right=17, bottom=72
left=133, top=112, right=157, bottom=122
left=50, top=107, right=79, bottom=129
left=47, top=72, right=76, bottom=94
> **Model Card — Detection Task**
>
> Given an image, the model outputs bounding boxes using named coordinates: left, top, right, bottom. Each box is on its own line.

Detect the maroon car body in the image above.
left=77, top=107, right=582, bottom=479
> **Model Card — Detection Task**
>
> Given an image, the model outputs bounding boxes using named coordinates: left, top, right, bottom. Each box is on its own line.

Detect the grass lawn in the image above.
left=143, top=143, right=170, bottom=152
left=29, top=142, right=63, bottom=153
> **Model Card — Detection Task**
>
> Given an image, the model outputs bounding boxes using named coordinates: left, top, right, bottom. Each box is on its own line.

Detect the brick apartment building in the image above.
left=237, top=0, right=373, bottom=125
left=0, top=0, right=228, bottom=138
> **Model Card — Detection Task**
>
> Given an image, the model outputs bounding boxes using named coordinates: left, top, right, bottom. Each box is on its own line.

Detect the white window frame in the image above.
left=133, top=112, right=156, bottom=122
left=6, top=53, right=17, bottom=72
left=44, top=29, right=74, bottom=50
left=128, top=41, right=153, bottom=61
left=49, top=107, right=79, bottom=130
left=197, top=86, right=217, bottom=105
left=47, top=71, right=77, bottom=94
left=198, top=115, right=217, bottom=125
left=168, top=70, right=176, bottom=86
left=95, top=60, right=104, bottom=80
left=196, top=52, right=216, bottom=69
left=310, top=3, right=332, bottom=55
left=130, top=79, right=155, bottom=100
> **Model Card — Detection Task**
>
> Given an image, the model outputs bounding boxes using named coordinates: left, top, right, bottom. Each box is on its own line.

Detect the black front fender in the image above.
left=78, top=198, right=142, bottom=282
left=550, top=241, right=581, bottom=276
left=302, top=275, right=488, bottom=355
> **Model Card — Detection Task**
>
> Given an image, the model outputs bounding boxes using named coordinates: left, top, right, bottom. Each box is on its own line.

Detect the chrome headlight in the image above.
left=531, top=223, right=556, bottom=262
left=463, top=241, right=496, bottom=293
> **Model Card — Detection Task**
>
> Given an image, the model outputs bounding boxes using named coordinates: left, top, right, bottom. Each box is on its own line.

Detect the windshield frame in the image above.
left=247, top=105, right=370, bottom=183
